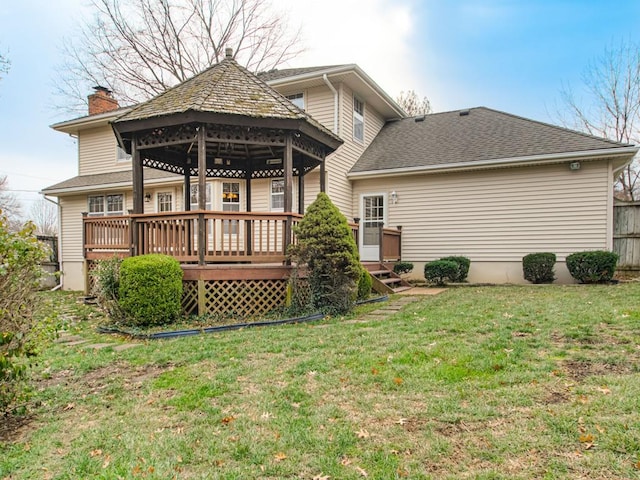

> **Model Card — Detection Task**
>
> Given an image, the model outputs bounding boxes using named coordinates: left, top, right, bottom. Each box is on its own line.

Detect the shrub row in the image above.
left=522, top=250, right=618, bottom=284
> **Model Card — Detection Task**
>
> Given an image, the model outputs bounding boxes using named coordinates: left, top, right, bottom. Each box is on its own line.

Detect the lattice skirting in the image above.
left=87, top=260, right=294, bottom=317
left=182, top=279, right=289, bottom=317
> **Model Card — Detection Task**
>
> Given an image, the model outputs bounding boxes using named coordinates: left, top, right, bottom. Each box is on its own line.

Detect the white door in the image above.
left=360, top=194, right=385, bottom=261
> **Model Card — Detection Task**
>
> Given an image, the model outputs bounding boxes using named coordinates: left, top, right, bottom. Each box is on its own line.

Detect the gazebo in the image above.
left=84, top=49, right=344, bottom=316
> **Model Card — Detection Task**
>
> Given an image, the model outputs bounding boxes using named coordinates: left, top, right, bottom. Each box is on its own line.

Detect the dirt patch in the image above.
left=543, top=390, right=570, bottom=404
left=0, top=414, right=37, bottom=443
left=562, top=360, right=632, bottom=381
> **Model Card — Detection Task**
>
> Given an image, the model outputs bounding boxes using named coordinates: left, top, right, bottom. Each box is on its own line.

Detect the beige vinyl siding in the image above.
left=305, top=86, right=336, bottom=132
left=59, top=195, right=87, bottom=291
left=78, top=125, right=130, bottom=175
left=353, top=161, right=611, bottom=263
left=325, top=83, right=385, bottom=219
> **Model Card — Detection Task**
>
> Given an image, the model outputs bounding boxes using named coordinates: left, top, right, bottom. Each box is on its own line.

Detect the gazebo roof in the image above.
left=114, top=53, right=340, bottom=146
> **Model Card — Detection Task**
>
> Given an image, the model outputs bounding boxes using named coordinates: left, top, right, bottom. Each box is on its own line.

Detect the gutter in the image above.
left=41, top=174, right=184, bottom=196
left=322, top=74, right=339, bottom=135
left=347, top=146, right=640, bottom=179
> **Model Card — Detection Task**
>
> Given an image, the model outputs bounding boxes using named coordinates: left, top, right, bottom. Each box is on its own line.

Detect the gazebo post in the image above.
left=284, top=134, right=293, bottom=254
left=320, top=159, right=326, bottom=193
left=131, top=134, right=143, bottom=256
left=197, top=125, right=207, bottom=266
left=298, top=166, right=305, bottom=214
left=245, top=165, right=252, bottom=255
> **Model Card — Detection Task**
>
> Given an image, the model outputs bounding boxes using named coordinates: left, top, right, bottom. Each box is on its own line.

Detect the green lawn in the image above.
left=2, top=284, right=640, bottom=479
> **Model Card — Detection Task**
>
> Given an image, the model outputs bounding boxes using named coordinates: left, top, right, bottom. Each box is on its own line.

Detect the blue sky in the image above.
left=1, top=0, right=640, bottom=210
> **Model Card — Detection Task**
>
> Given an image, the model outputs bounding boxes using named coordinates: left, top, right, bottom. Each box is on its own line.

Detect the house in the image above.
left=43, top=50, right=638, bottom=310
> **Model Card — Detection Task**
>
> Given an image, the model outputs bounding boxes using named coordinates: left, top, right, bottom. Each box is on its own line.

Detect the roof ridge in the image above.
left=475, top=106, right=631, bottom=147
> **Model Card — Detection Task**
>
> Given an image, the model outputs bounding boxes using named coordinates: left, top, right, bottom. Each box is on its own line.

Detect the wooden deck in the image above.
left=83, top=211, right=401, bottom=316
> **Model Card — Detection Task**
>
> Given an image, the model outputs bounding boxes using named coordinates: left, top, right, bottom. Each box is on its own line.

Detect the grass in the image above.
left=1, top=284, right=640, bottom=479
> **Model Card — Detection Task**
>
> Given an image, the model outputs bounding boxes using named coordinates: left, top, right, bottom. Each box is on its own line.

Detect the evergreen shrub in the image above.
left=393, top=261, right=414, bottom=275
left=439, top=256, right=471, bottom=282
left=118, top=254, right=183, bottom=326
left=357, top=269, right=373, bottom=300
left=522, top=252, right=556, bottom=284
left=566, top=250, right=618, bottom=284
left=289, top=193, right=362, bottom=314
left=424, top=260, right=458, bottom=286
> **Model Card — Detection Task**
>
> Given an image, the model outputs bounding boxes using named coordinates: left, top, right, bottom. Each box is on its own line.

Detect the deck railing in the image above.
left=83, top=212, right=401, bottom=264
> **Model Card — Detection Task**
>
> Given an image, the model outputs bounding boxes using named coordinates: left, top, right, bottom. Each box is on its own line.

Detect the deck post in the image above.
left=378, top=222, right=385, bottom=264
left=320, top=159, right=326, bottom=193
left=245, top=165, right=252, bottom=255
left=197, top=125, right=207, bottom=266
left=298, top=168, right=305, bottom=214
left=129, top=214, right=137, bottom=257
left=197, top=279, right=206, bottom=315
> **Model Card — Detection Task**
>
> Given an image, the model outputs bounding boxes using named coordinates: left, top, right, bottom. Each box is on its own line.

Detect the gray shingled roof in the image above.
left=115, top=57, right=340, bottom=142
left=350, top=107, right=631, bottom=174
left=257, top=65, right=345, bottom=82
left=42, top=169, right=179, bottom=193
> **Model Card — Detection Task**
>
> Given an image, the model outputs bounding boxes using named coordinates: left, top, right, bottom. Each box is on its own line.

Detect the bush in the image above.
left=357, top=269, right=373, bottom=300
left=393, top=261, right=414, bottom=275
left=566, top=250, right=618, bottom=284
left=424, top=260, right=458, bottom=286
left=0, top=212, right=49, bottom=415
left=522, top=252, right=556, bottom=284
left=439, top=256, right=471, bottom=282
left=288, top=193, right=361, bottom=314
left=93, top=256, right=123, bottom=319
left=118, top=254, right=183, bottom=326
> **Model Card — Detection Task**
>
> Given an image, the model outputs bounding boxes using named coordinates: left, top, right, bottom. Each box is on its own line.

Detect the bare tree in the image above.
left=559, top=42, right=640, bottom=201
left=0, top=50, right=9, bottom=83
left=29, top=198, right=58, bottom=236
left=396, top=90, right=432, bottom=117
left=56, top=0, right=302, bottom=112
left=0, top=176, right=23, bottom=231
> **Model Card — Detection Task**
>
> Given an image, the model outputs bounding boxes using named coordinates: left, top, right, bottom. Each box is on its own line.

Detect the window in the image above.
left=157, top=192, right=173, bottom=212
left=190, top=183, right=212, bottom=210
left=353, top=97, right=364, bottom=143
left=271, top=179, right=284, bottom=211
left=116, top=146, right=131, bottom=162
left=286, top=93, right=304, bottom=110
left=88, top=194, right=124, bottom=216
left=222, top=182, right=240, bottom=234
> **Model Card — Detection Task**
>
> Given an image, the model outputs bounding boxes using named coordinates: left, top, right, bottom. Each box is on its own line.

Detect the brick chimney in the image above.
left=88, top=86, right=119, bottom=115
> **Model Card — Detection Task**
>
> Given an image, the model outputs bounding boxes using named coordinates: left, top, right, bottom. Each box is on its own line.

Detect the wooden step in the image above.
left=392, top=286, right=413, bottom=293
left=381, top=277, right=402, bottom=285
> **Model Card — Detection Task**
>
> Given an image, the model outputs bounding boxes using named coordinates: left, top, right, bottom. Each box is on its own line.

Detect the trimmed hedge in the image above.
left=118, top=254, right=183, bottom=326
left=522, top=252, right=556, bottom=284
left=425, top=260, right=459, bottom=286
left=393, top=261, right=414, bottom=275
left=566, top=250, right=618, bottom=284
left=440, top=256, right=470, bottom=282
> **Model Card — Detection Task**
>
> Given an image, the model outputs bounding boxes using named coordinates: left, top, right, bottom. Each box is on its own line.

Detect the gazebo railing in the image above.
left=83, top=211, right=304, bottom=263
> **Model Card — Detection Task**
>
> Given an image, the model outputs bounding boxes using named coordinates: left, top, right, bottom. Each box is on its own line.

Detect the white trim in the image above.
left=347, top=147, right=639, bottom=179
left=359, top=192, right=387, bottom=261
left=50, top=107, right=133, bottom=134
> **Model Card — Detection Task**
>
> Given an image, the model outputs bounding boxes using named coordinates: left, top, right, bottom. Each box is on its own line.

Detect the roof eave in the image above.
left=41, top=175, right=183, bottom=196
left=347, top=146, right=640, bottom=179
left=51, top=107, right=133, bottom=134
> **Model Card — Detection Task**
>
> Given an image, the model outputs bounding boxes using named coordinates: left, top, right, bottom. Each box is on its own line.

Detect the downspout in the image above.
left=44, top=195, right=63, bottom=291
left=322, top=74, right=339, bottom=135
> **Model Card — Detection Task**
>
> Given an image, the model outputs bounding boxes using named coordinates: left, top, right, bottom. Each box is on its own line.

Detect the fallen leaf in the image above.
left=274, top=452, right=287, bottom=462
left=393, top=377, right=403, bottom=385
left=596, top=424, right=606, bottom=434
left=597, top=386, right=611, bottom=395
left=23, top=443, right=31, bottom=452
left=261, top=411, right=273, bottom=420
left=371, top=367, right=379, bottom=375
left=579, top=434, right=594, bottom=443
left=63, top=403, right=75, bottom=411
left=221, top=416, right=236, bottom=425
left=176, top=455, right=183, bottom=463
left=578, top=395, right=589, bottom=404
left=214, top=460, right=224, bottom=467
left=356, top=428, right=370, bottom=439
left=340, top=456, right=352, bottom=466
left=312, top=475, right=330, bottom=480
left=395, top=418, right=408, bottom=426
left=102, top=456, right=111, bottom=469
left=355, top=466, right=368, bottom=477
left=90, top=449, right=103, bottom=457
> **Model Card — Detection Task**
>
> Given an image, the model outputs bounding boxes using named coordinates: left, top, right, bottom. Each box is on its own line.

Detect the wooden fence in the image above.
left=613, top=202, right=640, bottom=272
